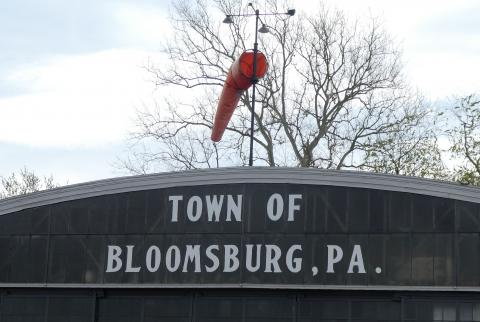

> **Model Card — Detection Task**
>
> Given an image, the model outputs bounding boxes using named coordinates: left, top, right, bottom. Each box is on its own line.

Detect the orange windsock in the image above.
left=211, top=51, right=268, bottom=142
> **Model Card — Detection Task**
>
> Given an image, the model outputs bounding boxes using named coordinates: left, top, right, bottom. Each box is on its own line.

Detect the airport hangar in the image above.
left=0, top=167, right=479, bottom=321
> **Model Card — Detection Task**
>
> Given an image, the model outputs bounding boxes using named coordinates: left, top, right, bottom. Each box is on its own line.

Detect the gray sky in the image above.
left=0, top=0, right=479, bottom=183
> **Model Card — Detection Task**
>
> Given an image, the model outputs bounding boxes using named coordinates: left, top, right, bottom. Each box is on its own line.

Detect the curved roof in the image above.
left=1, top=167, right=479, bottom=216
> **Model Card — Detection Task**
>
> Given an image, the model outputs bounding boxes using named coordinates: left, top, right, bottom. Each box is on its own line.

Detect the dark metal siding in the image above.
left=0, top=184, right=478, bottom=289
left=2, top=289, right=480, bottom=321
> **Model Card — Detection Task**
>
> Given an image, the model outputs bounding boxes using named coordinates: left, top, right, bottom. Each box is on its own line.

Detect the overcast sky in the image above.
left=0, top=0, right=479, bottom=184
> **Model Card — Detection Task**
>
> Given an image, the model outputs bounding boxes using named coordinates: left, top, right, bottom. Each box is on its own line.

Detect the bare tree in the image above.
left=360, top=98, right=448, bottom=179
left=448, top=94, right=480, bottom=185
left=0, top=168, right=59, bottom=199
left=123, top=0, right=442, bottom=175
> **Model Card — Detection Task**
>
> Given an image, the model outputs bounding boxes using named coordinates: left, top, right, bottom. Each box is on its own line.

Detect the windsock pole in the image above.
left=248, top=9, right=260, bottom=166
left=217, top=4, right=295, bottom=166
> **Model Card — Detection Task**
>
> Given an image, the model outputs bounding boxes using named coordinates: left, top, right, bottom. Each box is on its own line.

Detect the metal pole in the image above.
left=249, top=9, right=259, bottom=167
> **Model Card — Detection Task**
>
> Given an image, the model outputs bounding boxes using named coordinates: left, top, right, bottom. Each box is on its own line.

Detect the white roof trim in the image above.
left=1, top=167, right=479, bottom=216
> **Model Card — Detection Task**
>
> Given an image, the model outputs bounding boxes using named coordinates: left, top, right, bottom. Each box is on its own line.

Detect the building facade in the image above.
left=0, top=168, right=479, bottom=321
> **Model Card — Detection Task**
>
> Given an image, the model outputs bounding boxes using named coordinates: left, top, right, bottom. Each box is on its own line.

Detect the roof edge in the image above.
left=1, top=167, right=479, bottom=215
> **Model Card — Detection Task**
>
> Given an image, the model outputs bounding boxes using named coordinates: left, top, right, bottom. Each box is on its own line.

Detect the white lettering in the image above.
left=125, top=245, right=141, bottom=273
left=183, top=245, right=201, bottom=272
left=286, top=245, right=302, bottom=273
left=166, top=245, right=181, bottom=272
left=347, top=245, right=366, bottom=274
left=265, top=245, right=282, bottom=273
left=145, top=246, right=161, bottom=272
left=169, top=195, right=183, bottom=222
left=106, top=245, right=122, bottom=273
left=205, top=245, right=220, bottom=272
left=206, top=195, right=224, bottom=222
left=187, top=196, right=202, bottom=222
left=267, top=194, right=283, bottom=221
left=326, top=245, right=343, bottom=273
left=288, top=194, right=302, bottom=221
left=245, top=244, right=262, bottom=272
left=226, top=195, right=242, bottom=222
left=106, top=243, right=313, bottom=276
left=223, top=245, right=240, bottom=272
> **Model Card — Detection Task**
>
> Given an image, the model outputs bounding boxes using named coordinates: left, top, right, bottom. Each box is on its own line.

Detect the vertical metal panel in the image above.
left=434, top=234, right=455, bottom=286
left=303, top=185, right=327, bottom=233
left=369, top=189, right=388, bottom=233
left=457, top=233, right=480, bottom=286
left=434, top=197, right=455, bottom=233
left=412, top=194, right=434, bottom=232
left=348, top=188, right=370, bottom=233
left=389, top=192, right=412, bottom=233
left=97, top=296, right=144, bottom=322
left=386, top=234, right=411, bottom=284
left=457, top=200, right=480, bottom=232
left=412, top=234, right=435, bottom=285
left=326, top=186, right=348, bottom=233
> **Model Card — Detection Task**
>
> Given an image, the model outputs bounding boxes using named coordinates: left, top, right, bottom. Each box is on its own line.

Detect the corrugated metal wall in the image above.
left=1, top=289, right=480, bottom=321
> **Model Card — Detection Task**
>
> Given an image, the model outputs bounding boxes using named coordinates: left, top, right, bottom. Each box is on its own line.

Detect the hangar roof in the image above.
left=1, top=167, right=479, bottom=216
